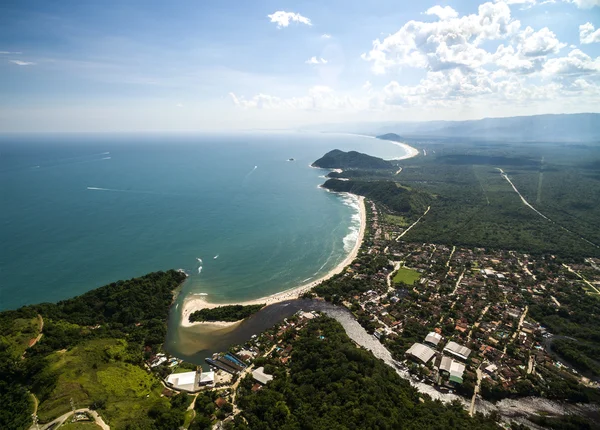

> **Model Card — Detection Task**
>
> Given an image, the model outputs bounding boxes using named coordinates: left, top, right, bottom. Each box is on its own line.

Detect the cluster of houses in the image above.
left=406, top=333, right=471, bottom=385
left=333, top=200, right=599, bottom=396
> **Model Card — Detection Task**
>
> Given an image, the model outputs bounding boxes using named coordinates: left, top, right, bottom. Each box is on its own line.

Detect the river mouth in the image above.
left=164, top=299, right=336, bottom=365
left=164, top=297, right=599, bottom=429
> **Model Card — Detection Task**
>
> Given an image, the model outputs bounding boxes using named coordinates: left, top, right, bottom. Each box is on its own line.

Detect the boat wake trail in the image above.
left=497, top=168, right=599, bottom=249
left=86, top=186, right=182, bottom=196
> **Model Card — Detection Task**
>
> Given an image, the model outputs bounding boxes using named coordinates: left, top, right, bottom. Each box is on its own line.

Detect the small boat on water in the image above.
left=214, top=255, right=219, bottom=259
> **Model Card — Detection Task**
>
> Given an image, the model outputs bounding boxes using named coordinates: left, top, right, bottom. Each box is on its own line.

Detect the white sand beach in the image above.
left=389, top=141, right=420, bottom=160
left=181, top=195, right=366, bottom=327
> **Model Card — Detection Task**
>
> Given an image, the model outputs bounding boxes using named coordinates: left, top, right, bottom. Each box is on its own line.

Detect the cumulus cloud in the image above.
left=267, top=11, right=312, bottom=28
left=321, top=34, right=332, bottom=39
left=9, top=60, right=35, bottom=66
left=425, top=5, right=459, bottom=20
left=362, top=2, right=521, bottom=74
left=517, top=27, right=566, bottom=57
left=542, top=49, right=600, bottom=76
left=305, top=56, right=328, bottom=65
left=237, top=3, right=599, bottom=117
left=580, top=22, right=600, bottom=44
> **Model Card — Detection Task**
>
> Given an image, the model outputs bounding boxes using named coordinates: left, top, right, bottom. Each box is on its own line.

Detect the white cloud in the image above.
left=580, top=22, right=600, bottom=44
left=542, top=49, right=600, bottom=76
left=424, top=5, right=459, bottom=20
left=0, top=51, right=22, bottom=55
left=305, top=56, right=328, bottom=65
left=321, top=34, right=332, bottom=39
left=517, top=27, right=566, bottom=57
left=363, top=81, right=373, bottom=91
left=571, top=0, right=600, bottom=8
left=267, top=11, right=312, bottom=28
left=362, top=2, right=521, bottom=74
left=9, top=60, right=35, bottom=66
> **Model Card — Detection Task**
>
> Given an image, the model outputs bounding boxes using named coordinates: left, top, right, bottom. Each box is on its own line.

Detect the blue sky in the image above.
left=1, top=0, right=599, bottom=131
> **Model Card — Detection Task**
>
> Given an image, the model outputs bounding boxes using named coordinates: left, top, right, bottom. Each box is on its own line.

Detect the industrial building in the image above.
left=406, top=343, right=436, bottom=364
left=443, top=341, right=471, bottom=361
left=252, top=367, right=274, bottom=385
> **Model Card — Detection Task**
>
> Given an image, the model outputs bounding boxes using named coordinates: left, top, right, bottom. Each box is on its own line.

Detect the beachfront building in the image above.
left=443, top=341, right=471, bottom=361
left=406, top=343, right=436, bottom=364
left=252, top=367, right=274, bottom=385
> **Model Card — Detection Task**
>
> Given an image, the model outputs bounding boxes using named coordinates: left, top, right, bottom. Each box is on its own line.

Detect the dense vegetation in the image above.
left=189, top=304, right=265, bottom=323
left=529, top=279, right=600, bottom=378
left=312, top=149, right=393, bottom=169
left=231, top=317, right=500, bottom=429
left=323, top=178, right=430, bottom=214
left=348, top=136, right=600, bottom=258
left=0, top=270, right=187, bottom=429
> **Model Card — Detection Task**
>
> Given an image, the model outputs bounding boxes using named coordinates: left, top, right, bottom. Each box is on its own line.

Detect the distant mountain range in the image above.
left=310, top=113, right=600, bottom=142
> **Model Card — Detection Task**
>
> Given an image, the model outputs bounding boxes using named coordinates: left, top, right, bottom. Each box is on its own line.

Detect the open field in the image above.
left=59, top=422, right=103, bottom=429
left=38, top=338, right=169, bottom=428
left=393, top=268, right=422, bottom=285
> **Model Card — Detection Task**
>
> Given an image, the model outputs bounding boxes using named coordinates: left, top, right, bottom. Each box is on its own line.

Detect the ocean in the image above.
left=0, top=132, right=408, bottom=311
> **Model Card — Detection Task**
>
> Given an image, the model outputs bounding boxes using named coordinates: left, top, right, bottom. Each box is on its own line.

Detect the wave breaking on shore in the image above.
left=181, top=195, right=366, bottom=328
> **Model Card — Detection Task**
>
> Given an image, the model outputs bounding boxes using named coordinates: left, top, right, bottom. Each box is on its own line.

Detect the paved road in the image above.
left=396, top=206, right=430, bottom=241
left=32, top=409, right=109, bottom=430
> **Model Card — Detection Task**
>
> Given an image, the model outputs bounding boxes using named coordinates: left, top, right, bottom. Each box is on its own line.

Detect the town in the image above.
left=142, top=197, right=600, bottom=428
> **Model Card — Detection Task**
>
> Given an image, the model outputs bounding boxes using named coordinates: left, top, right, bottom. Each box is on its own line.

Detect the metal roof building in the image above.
left=449, top=361, right=466, bottom=383
left=252, top=367, right=274, bottom=385
left=438, top=356, right=466, bottom=384
left=166, top=371, right=198, bottom=392
left=439, top=356, right=453, bottom=373
left=443, top=341, right=471, bottom=361
left=424, top=332, right=443, bottom=347
left=406, top=343, right=436, bottom=364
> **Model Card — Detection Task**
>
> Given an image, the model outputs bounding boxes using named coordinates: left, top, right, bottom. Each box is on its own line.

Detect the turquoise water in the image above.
left=0, top=132, right=407, bottom=311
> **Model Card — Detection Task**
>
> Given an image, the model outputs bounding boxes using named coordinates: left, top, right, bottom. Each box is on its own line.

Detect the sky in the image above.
left=1, top=0, right=599, bottom=131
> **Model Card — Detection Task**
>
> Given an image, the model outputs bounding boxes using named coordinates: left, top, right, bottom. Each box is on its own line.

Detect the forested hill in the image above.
left=233, top=317, right=501, bottom=430
left=0, top=270, right=187, bottom=430
left=312, top=149, right=393, bottom=169
left=323, top=178, right=431, bottom=214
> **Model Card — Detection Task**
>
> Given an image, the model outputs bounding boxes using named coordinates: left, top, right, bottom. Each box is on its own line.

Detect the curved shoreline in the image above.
left=181, top=195, right=366, bottom=328
left=388, top=141, right=420, bottom=160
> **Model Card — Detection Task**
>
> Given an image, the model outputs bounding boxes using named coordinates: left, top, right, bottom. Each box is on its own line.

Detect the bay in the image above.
left=0, top=132, right=408, bottom=311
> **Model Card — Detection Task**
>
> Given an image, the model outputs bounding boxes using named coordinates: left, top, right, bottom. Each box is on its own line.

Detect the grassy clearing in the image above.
left=59, top=421, right=103, bottom=429
left=38, top=338, right=169, bottom=428
left=385, top=214, right=409, bottom=227
left=393, top=268, right=422, bottom=286
left=1, top=317, right=40, bottom=357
